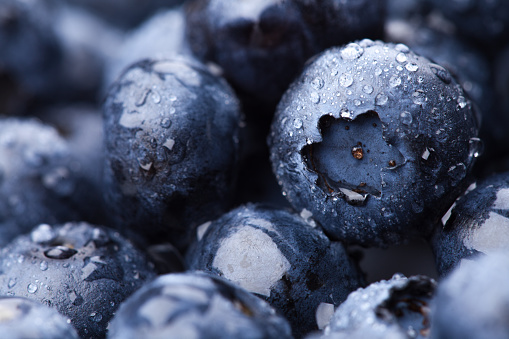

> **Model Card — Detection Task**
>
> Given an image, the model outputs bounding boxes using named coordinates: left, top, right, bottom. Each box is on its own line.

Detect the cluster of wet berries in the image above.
left=1, top=0, right=509, bottom=338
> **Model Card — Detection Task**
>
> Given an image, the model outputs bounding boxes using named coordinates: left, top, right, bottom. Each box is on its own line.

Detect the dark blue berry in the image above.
left=108, top=271, right=293, bottom=339
left=103, top=56, right=242, bottom=250
left=268, top=40, right=480, bottom=247
left=186, top=203, right=365, bottom=337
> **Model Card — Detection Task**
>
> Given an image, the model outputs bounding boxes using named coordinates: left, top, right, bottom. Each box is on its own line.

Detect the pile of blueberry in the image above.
left=1, top=0, right=509, bottom=338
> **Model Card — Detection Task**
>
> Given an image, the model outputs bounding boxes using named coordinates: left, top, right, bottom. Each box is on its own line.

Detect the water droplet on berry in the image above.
left=310, top=92, right=320, bottom=104
left=90, top=312, right=103, bottom=322
left=406, top=63, right=419, bottom=72
left=40, top=261, right=48, bottom=271
left=389, top=76, right=401, bottom=87
left=339, top=73, right=354, bottom=87
left=44, top=246, right=78, bottom=260
left=293, top=118, right=303, bottom=129
left=30, top=224, right=56, bottom=244
left=468, top=137, right=484, bottom=158
left=151, top=89, right=161, bottom=104
left=8, top=278, right=16, bottom=289
left=412, top=90, right=426, bottom=105
left=27, top=283, right=38, bottom=294
left=363, top=85, right=374, bottom=94
left=400, top=111, right=413, bottom=125
left=311, top=77, right=324, bottom=89
left=340, top=43, right=364, bottom=60
left=457, top=96, right=467, bottom=109
left=396, top=53, right=408, bottom=63
left=430, top=64, right=451, bottom=84
left=375, top=93, right=388, bottom=106
left=395, top=43, right=410, bottom=53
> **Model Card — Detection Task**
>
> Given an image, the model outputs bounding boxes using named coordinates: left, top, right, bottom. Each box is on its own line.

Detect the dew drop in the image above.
left=395, top=43, right=410, bottom=53
left=8, top=278, right=16, bottom=289
left=40, top=261, right=48, bottom=271
left=406, top=63, right=419, bottom=72
left=457, top=96, right=467, bottom=109
left=169, top=107, right=176, bottom=114
left=396, top=53, right=408, bottom=63
left=375, top=68, right=383, bottom=76
left=27, top=283, right=38, bottom=294
left=339, top=73, right=354, bottom=87
left=30, top=224, right=56, bottom=244
left=430, top=64, right=451, bottom=84
left=293, top=118, right=303, bottom=129
left=151, top=90, right=161, bottom=104
left=412, top=90, right=426, bottom=105
left=389, top=75, right=401, bottom=87
left=169, top=95, right=177, bottom=102
left=44, top=246, right=78, bottom=260
left=400, top=111, right=413, bottom=125
left=310, top=92, right=320, bottom=104
left=354, top=99, right=361, bottom=106
left=340, top=43, right=364, bottom=60
left=160, top=118, right=172, bottom=129
left=468, top=137, right=484, bottom=158
left=363, top=85, right=374, bottom=94
left=90, top=312, right=103, bottom=322
left=375, top=93, right=388, bottom=106
left=311, top=77, right=324, bottom=89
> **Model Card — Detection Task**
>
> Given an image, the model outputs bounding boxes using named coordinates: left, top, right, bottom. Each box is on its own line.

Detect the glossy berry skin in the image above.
left=430, top=251, right=509, bottom=339
left=103, top=56, right=242, bottom=250
left=185, top=0, right=386, bottom=108
left=108, top=271, right=293, bottom=339
left=186, top=203, right=365, bottom=337
left=0, top=297, right=79, bottom=339
left=0, top=118, right=97, bottom=246
left=432, top=171, right=509, bottom=277
left=0, top=222, right=157, bottom=339
left=324, top=274, right=436, bottom=339
left=268, top=40, right=480, bottom=247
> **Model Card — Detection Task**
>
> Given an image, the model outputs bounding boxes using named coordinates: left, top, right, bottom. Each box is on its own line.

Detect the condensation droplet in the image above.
left=30, top=224, right=56, bottom=244
left=412, top=90, right=426, bottom=105
left=406, top=63, right=419, bottom=72
left=457, top=96, right=467, bottom=109
left=339, top=73, right=354, bottom=87
left=160, top=118, right=172, bottom=129
left=469, top=137, right=484, bottom=158
left=400, top=111, right=413, bottom=125
left=396, top=53, right=408, bottom=63
left=90, top=312, right=103, bottom=322
left=311, top=77, right=324, bottom=89
left=151, top=90, right=161, bottom=104
left=310, top=92, right=320, bottom=104
left=169, top=95, right=177, bottom=102
left=8, top=278, right=16, bottom=289
left=363, top=85, right=374, bottom=94
left=354, top=99, right=361, bottom=106
left=340, top=43, right=364, bottom=60
left=44, top=246, right=78, bottom=260
left=375, top=93, right=388, bottom=106
left=430, top=64, right=451, bottom=84
left=40, top=261, right=48, bottom=271
left=375, top=68, right=383, bottom=76
left=27, top=283, right=38, bottom=294
left=389, top=75, right=401, bottom=87
left=293, top=118, right=303, bottom=129
left=395, top=43, right=410, bottom=53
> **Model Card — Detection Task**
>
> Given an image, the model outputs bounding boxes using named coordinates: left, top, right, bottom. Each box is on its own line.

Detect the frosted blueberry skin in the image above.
left=0, top=222, right=157, bottom=339
left=0, top=118, right=99, bottom=246
left=0, top=297, right=78, bottom=339
left=268, top=40, right=480, bottom=247
left=103, top=56, right=242, bottom=251
left=432, top=171, right=509, bottom=277
left=186, top=203, right=365, bottom=338
left=108, top=271, right=293, bottom=339
left=185, top=0, right=386, bottom=109
left=324, top=274, right=436, bottom=339
left=430, top=251, right=509, bottom=339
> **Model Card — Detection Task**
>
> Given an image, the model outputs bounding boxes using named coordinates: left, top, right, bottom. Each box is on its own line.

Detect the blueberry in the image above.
left=268, top=40, right=480, bottom=246
left=0, top=222, right=157, bottom=338
left=323, top=274, right=436, bottom=339
left=430, top=250, right=509, bottom=339
left=423, top=0, right=509, bottom=45
left=186, top=203, right=365, bottom=337
left=432, top=171, right=509, bottom=277
left=0, top=117, right=98, bottom=246
left=185, top=0, right=386, bottom=109
left=0, top=296, right=78, bottom=339
left=103, top=56, right=242, bottom=250
left=108, top=271, right=293, bottom=339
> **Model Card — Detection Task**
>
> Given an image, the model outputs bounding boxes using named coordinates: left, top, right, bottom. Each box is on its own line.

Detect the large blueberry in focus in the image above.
left=0, top=297, right=78, bottom=339
left=108, top=272, right=293, bottom=339
left=430, top=251, right=509, bottom=339
left=269, top=40, right=480, bottom=247
left=323, top=274, right=436, bottom=339
left=0, top=118, right=98, bottom=246
left=103, top=56, right=242, bottom=250
left=186, top=203, right=365, bottom=337
left=185, top=0, right=386, bottom=108
left=431, top=171, right=509, bottom=277
left=0, top=222, right=157, bottom=339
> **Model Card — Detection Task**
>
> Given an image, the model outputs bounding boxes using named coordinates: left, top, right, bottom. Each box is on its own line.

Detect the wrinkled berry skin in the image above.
left=432, top=172, right=509, bottom=277
left=0, top=297, right=79, bottom=339
left=430, top=251, right=509, bottom=339
left=0, top=222, right=157, bottom=339
left=187, top=203, right=365, bottom=337
left=269, top=40, right=480, bottom=247
left=324, top=274, right=436, bottom=338
left=108, top=272, right=293, bottom=339
left=185, top=0, right=386, bottom=108
left=103, top=56, right=242, bottom=250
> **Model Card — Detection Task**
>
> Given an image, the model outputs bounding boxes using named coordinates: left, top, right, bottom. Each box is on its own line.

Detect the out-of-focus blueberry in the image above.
left=269, top=40, right=480, bottom=247
left=432, top=171, right=509, bottom=277
left=108, top=271, right=293, bottom=339
left=323, top=274, right=436, bottom=339
left=0, top=297, right=79, bottom=339
left=103, top=56, right=242, bottom=251
left=0, top=222, right=157, bottom=339
left=430, top=250, right=509, bottom=339
left=185, top=0, right=386, bottom=109
left=186, top=203, right=365, bottom=337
